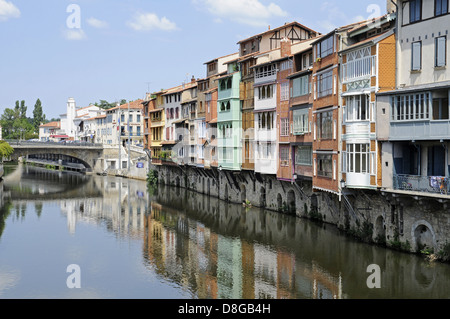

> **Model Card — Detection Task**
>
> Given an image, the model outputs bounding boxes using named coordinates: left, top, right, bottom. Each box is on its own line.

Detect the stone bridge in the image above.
left=7, top=141, right=103, bottom=172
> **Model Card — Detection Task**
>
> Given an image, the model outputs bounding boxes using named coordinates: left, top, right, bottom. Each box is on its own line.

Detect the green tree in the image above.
left=0, top=108, right=17, bottom=138
left=20, top=100, right=27, bottom=119
left=14, top=101, right=20, bottom=118
left=32, top=98, right=45, bottom=131
left=0, top=141, right=14, bottom=158
left=93, top=99, right=127, bottom=110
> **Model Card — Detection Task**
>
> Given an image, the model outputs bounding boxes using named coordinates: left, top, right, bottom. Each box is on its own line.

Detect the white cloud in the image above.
left=87, top=17, right=108, bottom=29
left=194, top=0, right=287, bottom=27
left=63, top=29, right=87, bottom=41
left=0, top=0, right=20, bottom=22
left=317, top=1, right=370, bottom=32
left=127, top=12, right=177, bottom=32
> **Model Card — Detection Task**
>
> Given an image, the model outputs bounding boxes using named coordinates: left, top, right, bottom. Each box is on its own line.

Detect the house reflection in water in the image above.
left=143, top=185, right=343, bottom=299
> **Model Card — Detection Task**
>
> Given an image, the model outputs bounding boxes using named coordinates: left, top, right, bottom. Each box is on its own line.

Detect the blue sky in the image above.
left=0, top=0, right=386, bottom=120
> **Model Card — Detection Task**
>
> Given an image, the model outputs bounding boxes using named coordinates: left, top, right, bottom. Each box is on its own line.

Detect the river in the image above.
left=0, top=163, right=449, bottom=299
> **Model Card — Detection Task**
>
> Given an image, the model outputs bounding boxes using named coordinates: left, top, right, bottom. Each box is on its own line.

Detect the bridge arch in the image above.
left=9, top=142, right=103, bottom=173
left=26, top=153, right=92, bottom=172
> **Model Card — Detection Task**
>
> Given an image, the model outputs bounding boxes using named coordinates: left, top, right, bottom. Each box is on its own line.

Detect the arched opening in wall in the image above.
left=240, top=184, right=247, bottom=204
left=414, top=224, right=435, bottom=253
left=224, top=184, right=229, bottom=202
left=260, top=187, right=266, bottom=208
left=287, top=190, right=296, bottom=215
left=375, top=215, right=386, bottom=244
left=175, top=176, right=180, bottom=188
left=277, top=194, right=283, bottom=212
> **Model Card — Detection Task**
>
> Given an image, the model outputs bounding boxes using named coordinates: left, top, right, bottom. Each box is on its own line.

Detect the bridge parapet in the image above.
left=6, top=140, right=103, bottom=149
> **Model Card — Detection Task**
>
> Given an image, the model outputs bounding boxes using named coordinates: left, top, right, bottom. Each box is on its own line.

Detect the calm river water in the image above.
left=0, top=163, right=449, bottom=299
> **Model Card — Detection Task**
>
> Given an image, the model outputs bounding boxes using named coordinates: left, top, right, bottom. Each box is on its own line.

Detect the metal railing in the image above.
left=393, top=174, right=450, bottom=195
left=6, top=140, right=103, bottom=148
left=255, top=68, right=277, bottom=79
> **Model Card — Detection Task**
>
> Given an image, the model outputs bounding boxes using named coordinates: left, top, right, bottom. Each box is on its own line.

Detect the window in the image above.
left=436, top=36, right=447, bottom=67
left=293, top=108, right=309, bottom=135
left=258, top=85, right=274, bottom=100
left=391, top=93, right=431, bottom=121
left=317, top=70, right=333, bottom=97
left=317, top=110, right=333, bottom=140
left=410, top=0, right=422, bottom=23
left=258, top=142, right=273, bottom=160
left=435, top=0, right=448, bottom=16
left=280, top=118, right=289, bottom=136
left=346, top=144, right=370, bottom=174
left=317, top=154, right=333, bottom=178
left=432, top=97, right=449, bottom=120
left=226, top=124, right=233, bottom=138
left=412, top=41, right=422, bottom=71
left=244, top=141, right=253, bottom=160
left=220, top=79, right=230, bottom=91
left=280, top=82, right=290, bottom=101
left=295, top=146, right=312, bottom=166
left=257, top=112, right=274, bottom=130
left=280, top=60, right=293, bottom=71
left=346, top=95, right=370, bottom=121
left=137, top=114, right=141, bottom=123
left=292, top=75, right=309, bottom=97
left=317, top=36, right=334, bottom=59
left=279, top=146, right=290, bottom=167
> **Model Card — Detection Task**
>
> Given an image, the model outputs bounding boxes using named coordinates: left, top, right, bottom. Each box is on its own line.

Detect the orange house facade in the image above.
left=287, top=46, right=316, bottom=183
left=311, top=31, right=341, bottom=195
left=340, top=15, right=396, bottom=190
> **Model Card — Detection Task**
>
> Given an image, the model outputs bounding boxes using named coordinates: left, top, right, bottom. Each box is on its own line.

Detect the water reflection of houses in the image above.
left=60, top=176, right=148, bottom=236
left=144, top=185, right=343, bottom=299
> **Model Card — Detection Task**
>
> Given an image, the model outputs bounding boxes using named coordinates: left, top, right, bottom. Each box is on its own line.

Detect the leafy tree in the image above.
left=20, top=100, right=27, bottom=119
left=32, top=99, right=45, bottom=130
left=92, top=99, right=127, bottom=110
left=14, top=101, right=20, bottom=118
left=1, top=108, right=17, bottom=138
left=0, top=140, right=14, bottom=158
left=1, top=99, right=40, bottom=139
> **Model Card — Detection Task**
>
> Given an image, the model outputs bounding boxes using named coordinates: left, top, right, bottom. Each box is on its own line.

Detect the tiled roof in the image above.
left=40, top=121, right=61, bottom=128
left=108, top=99, right=144, bottom=111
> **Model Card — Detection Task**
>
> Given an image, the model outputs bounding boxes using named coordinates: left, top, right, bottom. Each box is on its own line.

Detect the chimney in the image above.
left=191, top=75, right=196, bottom=83
left=387, top=0, right=397, bottom=13
left=280, top=37, right=291, bottom=57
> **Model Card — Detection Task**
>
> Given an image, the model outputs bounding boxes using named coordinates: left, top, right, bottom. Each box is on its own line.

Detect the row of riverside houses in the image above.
left=144, top=0, right=450, bottom=204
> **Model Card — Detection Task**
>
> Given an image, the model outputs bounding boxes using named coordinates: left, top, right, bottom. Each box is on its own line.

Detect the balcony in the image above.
left=218, top=87, right=240, bottom=101
left=254, top=128, right=277, bottom=142
left=121, top=133, right=142, bottom=137
left=255, top=69, right=277, bottom=86
left=390, top=120, right=450, bottom=141
left=342, top=56, right=376, bottom=83
left=151, top=158, right=162, bottom=165
left=393, top=174, right=449, bottom=195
